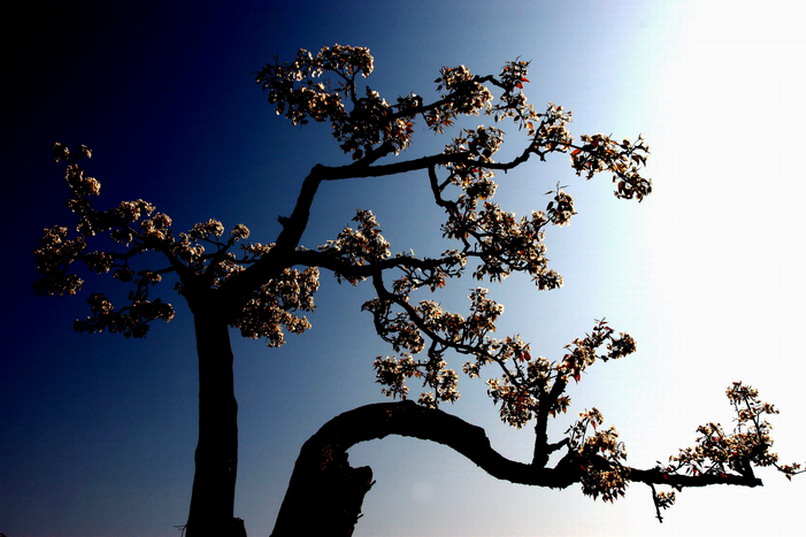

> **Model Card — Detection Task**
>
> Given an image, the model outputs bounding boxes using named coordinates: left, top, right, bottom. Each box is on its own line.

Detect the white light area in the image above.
left=643, top=0, right=806, bottom=411
left=629, top=1, right=806, bottom=533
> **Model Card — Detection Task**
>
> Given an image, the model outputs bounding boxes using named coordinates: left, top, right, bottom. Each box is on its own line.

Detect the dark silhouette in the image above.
left=35, top=45, right=802, bottom=535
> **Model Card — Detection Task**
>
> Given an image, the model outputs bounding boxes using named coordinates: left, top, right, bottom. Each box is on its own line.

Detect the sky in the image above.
left=2, top=0, right=805, bottom=536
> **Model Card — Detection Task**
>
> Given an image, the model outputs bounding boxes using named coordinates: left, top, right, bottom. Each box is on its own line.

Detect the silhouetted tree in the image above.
left=35, top=45, right=802, bottom=536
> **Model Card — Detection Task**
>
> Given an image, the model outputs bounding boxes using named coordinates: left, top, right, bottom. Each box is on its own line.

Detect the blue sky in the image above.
left=3, top=1, right=805, bottom=536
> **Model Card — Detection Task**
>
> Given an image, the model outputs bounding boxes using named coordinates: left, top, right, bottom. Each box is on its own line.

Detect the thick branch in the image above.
left=630, top=467, right=762, bottom=489
left=288, top=401, right=576, bottom=490
left=288, top=401, right=765, bottom=490
left=289, top=249, right=451, bottom=277
left=315, top=151, right=470, bottom=180
left=218, top=151, right=466, bottom=313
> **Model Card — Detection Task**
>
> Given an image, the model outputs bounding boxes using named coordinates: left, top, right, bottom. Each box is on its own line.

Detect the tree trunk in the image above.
left=269, top=401, right=528, bottom=537
left=185, top=306, right=246, bottom=537
left=270, top=447, right=374, bottom=537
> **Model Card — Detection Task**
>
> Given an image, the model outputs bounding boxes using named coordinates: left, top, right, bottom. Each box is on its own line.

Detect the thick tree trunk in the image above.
left=270, top=446, right=374, bottom=537
left=185, top=307, right=246, bottom=537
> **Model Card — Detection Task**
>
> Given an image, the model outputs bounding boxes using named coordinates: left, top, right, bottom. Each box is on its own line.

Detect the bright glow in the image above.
left=645, top=0, right=806, bottom=392
left=635, top=2, right=806, bottom=533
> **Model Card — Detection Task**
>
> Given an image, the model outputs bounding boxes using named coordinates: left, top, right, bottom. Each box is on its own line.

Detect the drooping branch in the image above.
left=289, top=400, right=765, bottom=490
left=272, top=399, right=766, bottom=536
left=273, top=386, right=794, bottom=534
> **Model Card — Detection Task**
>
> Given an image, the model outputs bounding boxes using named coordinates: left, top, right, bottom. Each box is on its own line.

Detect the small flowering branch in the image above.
left=648, top=483, right=676, bottom=523
left=662, top=382, right=803, bottom=481
left=641, top=382, right=803, bottom=520
left=565, top=408, right=629, bottom=502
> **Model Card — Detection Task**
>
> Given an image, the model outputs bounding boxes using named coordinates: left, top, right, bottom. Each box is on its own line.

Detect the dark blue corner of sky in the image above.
left=4, top=0, right=344, bottom=388
left=3, top=0, right=253, bottom=415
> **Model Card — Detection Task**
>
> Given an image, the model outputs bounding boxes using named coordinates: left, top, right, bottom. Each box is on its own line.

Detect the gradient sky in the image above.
left=3, top=1, right=805, bottom=536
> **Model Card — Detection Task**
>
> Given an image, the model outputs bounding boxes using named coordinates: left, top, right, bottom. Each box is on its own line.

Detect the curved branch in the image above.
left=218, top=151, right=466, bottom=312
left=294, top=400, right=763, bottom=489
left=370, top=271, right=486, bottom=360
left=219, top=121, right=547, bottom=313
left=296, top=400, right=574, bottom=486
left=272, top=400, right=764, bottom=535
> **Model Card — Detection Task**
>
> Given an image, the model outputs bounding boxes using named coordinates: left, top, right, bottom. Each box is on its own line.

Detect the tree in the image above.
left=35, top=45, right=801, bottom=536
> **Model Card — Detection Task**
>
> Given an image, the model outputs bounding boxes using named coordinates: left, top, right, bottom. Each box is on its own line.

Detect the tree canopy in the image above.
left=35, top=44, right=802, bottom=535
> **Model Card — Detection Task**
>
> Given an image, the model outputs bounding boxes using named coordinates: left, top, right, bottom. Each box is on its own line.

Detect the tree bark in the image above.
left=185, top=306, right=246, bottom=537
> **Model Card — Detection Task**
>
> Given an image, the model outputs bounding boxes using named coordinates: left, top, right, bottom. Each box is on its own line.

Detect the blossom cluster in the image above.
left=372, top=352, right=459, bottom=408
left=33, top=225, right=86, bottom=295
left=571, top=134, right=652, bottom=201
left=665, top=382, right=803, bottom=480
left=531, top=103, right=574, bottom=152
left=257, top=45, right=416, bottom=159
left=442, top=198, right=562, bottom=289
left=367, top=288, right=505, bottom=408
left=37, top=145, right=320, bottom=346
left=557, top=320, right=636, bottom=382
left=486, top=375, right=538, bottom=427
left=489, top=60, right=536, bottom=128
left=232, top=267, right=319, bottom=347
left=482, top=321, right=634, bottom=428
left=566, top=408, right=630, bottom=502
left=74, top=292, right=175, bottom=338
left=426, top=65, right=494, bottom=132
left=320, top=209, right=391, bottom=284
left=445, top=125, right=505, bottom=163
